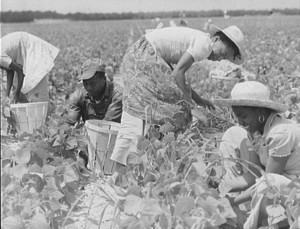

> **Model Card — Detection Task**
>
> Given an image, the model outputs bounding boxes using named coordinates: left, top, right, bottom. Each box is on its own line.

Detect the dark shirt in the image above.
left=65, top=80, right=123, bottom=125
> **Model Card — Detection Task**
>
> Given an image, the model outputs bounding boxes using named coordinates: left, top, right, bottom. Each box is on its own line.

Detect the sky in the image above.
left=2, top=0, right=300, bottom=14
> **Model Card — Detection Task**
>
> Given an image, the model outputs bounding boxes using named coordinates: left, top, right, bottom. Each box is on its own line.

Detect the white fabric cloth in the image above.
left=218, top=126, right=250, bottom=194
left=145, top=27, right=212, bottom=64
left=1, top=32, right=59, bottom=94
left=219, top=126, right=248, bottom=159
left=110, top=111, right=144, bottom=165
left=26, top=74, right=50, bottom=102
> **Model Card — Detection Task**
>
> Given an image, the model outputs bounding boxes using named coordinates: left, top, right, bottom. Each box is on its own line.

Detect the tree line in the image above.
left=1, top=8, right=299, bottom=23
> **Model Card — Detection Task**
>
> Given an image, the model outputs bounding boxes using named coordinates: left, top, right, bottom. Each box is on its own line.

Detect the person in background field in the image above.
left=215, top=81, right=300, bottom=228
left=110, top=24, right=245, bottom=171
left=203, top=19, right=212, bottom=31
left=0, top=31, right=59, bottom=103
left=179, top=11, right=188, bottom=27
left=65, top=58, right=123, bottom=126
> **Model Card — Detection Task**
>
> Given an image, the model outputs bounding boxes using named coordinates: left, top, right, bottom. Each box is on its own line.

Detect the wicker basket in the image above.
left=85, top=120, right=120, bottom=175
left=10, top=102, right=48, bottom=134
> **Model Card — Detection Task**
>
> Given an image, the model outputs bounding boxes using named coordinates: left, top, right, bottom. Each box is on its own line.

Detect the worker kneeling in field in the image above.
left=1, top=31, right=59, bottom=103
left=65, top=58, right=123, bottom=168
left=110, top=23, right=245, bottom=172
left=215, top=81, right=300, bottom=229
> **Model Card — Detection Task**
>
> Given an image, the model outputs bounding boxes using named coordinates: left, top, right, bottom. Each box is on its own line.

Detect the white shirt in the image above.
left=145, top=27, right=213, bottom=64
left=0, top=32, right=59, bottom=93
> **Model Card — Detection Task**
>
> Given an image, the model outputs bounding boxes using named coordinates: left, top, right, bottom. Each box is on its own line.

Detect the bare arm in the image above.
left=65, top=90, right=84, bottom=126
left=191, top=89, right=215, bottom=109
left=104, top=85, right=123, bottom=123
left=230, top=185, right=254, bottom=206
left=8, top=61, right=25, bottom=102
left=173, top=52, right=215, bottom=109
left=8, top=61, right=23, bottom=72
left=14, top=70, right=25, bottom=103
left=173, top=52, right=194, bottom=104
left=6, top=70, right=14, bottom=97
left=265, top=156, right=289, bottom=174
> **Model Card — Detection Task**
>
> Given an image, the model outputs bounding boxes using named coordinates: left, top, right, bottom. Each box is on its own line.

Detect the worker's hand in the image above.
left=182, top=89, right=195, bottom=107
left=197, top=98, right=215, bottom=110
left=12, top=92, right=20, bottom=104
left=183, top=94, right=193, bottom=106
left=14, top=69, right=25, bottom=103
left=3, top=96, right=14, bottom=104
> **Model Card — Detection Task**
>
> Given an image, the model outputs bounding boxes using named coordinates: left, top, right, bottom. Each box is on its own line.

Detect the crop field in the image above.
left=1, top=15, right=300, bottom=106
left=1, top=15, right=300, bottom=229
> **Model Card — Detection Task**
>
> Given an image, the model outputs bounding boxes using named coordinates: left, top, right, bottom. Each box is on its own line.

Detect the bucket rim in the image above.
left=10, top=101, right=49, bottom=108
left=85, top=119, right=121, bottom=126
left=85, top=120, right=120, bottom=134
left=85, top=119, right=121, bottom=127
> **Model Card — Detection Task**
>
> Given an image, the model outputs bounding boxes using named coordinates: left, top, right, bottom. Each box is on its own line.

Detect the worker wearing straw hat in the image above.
left=215, top=81, right=300, bottom=228
left=1, top=31, right=59, bottom=103
left=110, top=23, right=245, bottom=171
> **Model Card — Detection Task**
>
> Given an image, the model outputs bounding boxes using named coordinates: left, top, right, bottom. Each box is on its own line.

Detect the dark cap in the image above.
left=80, top=58, right=106, bottom=80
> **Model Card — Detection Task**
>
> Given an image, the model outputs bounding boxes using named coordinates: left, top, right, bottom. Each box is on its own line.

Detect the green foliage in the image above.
left=106, top=124, right=239, bottom=229
left=1, top=16, right=300, bottom=228
left=1, top=113, right=88, bottom=228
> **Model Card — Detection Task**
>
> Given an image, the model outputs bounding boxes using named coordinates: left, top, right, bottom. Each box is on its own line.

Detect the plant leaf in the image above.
left=66, top=137, right=77, bottom=150
left=29, top=213, right=50, bottom=229
left=29, top=164, right=43, bottom=173
left=124, top=194, right=143, bottom=215
left=49, top=190, right=65, bottom=200
left=27, top=153, right=44, bottom=167
left=16, top=147, right=31, bottom=164
left=50, top=198, right=61, bottom=211
left=63, top=166, right=79, bottom=183
left=266, top=204, right=287, bottom=225
left=63, top=189, right=77, bottom=205
left=163, top=132, right=175, bottom=144
left=174, top=196, right=194, bottom=217
left=191, top=108, right=208, bottom=125
left=11, top=164, right=28, bottom=179
left=1, top=216, right=23, bottom=229
left=42, top=164, right=57, bottom=176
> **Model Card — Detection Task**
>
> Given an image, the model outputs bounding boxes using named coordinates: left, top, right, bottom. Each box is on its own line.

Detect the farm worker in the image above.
left=65, top=58, right=123, bottom=126
left=0, top=31, right=59, bottom=103
left=110, top=24, right=245, bottom=170
left=203, top=19, right=212, bottom=31
left=215, top=81, right=300, bottom=228
left=65, top=58, right=123, bottom=169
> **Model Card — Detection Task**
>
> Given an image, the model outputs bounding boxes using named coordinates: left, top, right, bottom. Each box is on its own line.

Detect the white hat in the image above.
left=208, top=24, right=245, bottom=65
left=214, top=81, right=287, bottom=113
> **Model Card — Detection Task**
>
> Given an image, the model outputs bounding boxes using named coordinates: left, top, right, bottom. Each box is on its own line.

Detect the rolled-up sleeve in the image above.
left=186, top=34, right=212, bottom=62
left=267, top=125, right=295, bottom=157
left=0, top=52, right=12, bottom=69
left=65, top=90, right=84, bottom=125
left=104, top=85, right=123, bottom=123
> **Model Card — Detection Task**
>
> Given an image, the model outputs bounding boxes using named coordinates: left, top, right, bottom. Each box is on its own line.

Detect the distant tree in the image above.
left=0, top=9, right=299, bottom=23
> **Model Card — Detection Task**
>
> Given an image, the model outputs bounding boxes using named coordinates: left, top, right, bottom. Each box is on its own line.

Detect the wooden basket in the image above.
left=10, top=102, right=48, bottom=134
left=85, top=120, right=120, bottom=175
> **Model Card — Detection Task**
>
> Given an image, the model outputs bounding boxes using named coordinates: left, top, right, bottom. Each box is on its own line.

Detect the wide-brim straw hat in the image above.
left=208, top=24, right=245, bottom=65
left=213, top=81, right=287, bottom=113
